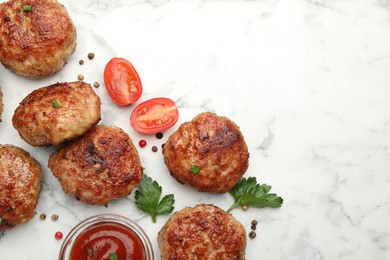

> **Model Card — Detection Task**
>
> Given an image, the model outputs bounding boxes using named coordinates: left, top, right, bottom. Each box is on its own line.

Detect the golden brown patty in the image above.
left=48, top=125, right=143, bottom=206
left=12, top=81, right=101, bottom=147
left=0, top=87, right=3, bottom=122
left=158, top=204, right=247, bottom=260
left=163, top=112, right=249, bottom=193
left=0, top=144, right=41, bottom=231
left=0, top=0, right=76, bottom=78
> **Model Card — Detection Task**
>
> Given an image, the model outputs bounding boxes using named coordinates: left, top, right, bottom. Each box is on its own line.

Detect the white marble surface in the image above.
left=1, top=0, right=390, bottom=259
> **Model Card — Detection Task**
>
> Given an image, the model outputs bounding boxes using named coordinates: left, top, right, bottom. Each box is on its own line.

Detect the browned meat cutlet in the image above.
left=12, top=81, right=101, bottom=147
left=48, top=125, right=143, bottom=206
left=0, top=0, right=76, bottom=78
left=0, top=144, right=42, bottom=231
left=163, top=112, right=249, bottom=193
left=158, top=204, right=247, bottom=260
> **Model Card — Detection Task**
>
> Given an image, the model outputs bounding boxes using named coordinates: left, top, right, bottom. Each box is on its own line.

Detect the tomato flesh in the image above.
left=130, top=98, right=179, bottom=134
left=104, top=57, right=142, bottom=106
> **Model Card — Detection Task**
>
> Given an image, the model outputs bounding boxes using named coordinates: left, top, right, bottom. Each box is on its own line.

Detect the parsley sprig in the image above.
left=135, top=174, right=175, bottom=223
left=227, top=177, right=283, bottom=213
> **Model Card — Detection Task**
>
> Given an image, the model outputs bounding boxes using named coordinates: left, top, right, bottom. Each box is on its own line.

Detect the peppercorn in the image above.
left=78, top=74, right=84, bottom=81
left=39, top=214, right=46, bottom=220
left=156, top=132, right=163, bottom=139
left=251, top=225, right=257, bottom=231
left=249, top=231, right=256, bottom=239
left=79, top=59, right=84, bottom=65
left=55, top=231, right=63, bottom=240
left=139, top=139, right=147, bottom=148
left=152, top=146, right=158, bottom=152
left=251, top=220, right=258, bottom=226
left=51, top=214, right=59, bottom=221
left=93, top=81, right=100, bottom=88
left=87, top=53, right=95, bottom=59
left=161, top=143, right=165, bottom=149
left=241, top=205, right=249, bottom=211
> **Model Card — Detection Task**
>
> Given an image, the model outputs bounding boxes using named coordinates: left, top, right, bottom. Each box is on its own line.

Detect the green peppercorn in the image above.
left=87, top=53, right=95, bottom=59
left=249, top=231, right=256, bottom=239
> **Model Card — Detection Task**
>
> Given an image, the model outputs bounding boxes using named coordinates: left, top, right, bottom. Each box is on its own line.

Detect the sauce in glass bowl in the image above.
left=59, top=214, right=154, bottom=260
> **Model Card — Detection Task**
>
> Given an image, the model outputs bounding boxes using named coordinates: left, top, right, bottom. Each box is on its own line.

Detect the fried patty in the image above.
left=158, top=204, right=247, bottom=260
left=0, top=87, right=3, bottom=122
left=163, top=112, right=249, bottom=193
left=12, top=81, right=101, bottom=147
left=0, top=0, right=76, bottom=78
left=48, top=125, right=143, bottom=206
left=0, top=144, right=41, bottom=231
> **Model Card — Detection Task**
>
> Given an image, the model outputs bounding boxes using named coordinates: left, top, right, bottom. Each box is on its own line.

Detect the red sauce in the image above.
left=70, top=222, right=145, bottom=260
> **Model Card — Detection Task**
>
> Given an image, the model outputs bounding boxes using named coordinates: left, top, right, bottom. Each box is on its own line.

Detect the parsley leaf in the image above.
left=135, top=174, right=175, bottom=223
left=109, top=252, right=118, bottom=260
left=227, top=176, right=283, bottom=213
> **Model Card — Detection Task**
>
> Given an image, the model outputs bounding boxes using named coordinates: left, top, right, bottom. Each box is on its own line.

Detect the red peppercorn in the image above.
left=55, top=231, right=63, bottom=240
left=139, top=139, right=147, bottom=148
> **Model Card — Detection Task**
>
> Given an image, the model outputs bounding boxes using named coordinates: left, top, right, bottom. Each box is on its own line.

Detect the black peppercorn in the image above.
left=249, top=231, right=256, bottom=239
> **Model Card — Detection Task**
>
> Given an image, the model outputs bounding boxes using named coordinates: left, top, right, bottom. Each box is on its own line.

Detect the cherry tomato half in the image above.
left=130, top=98, right=179, bottom=134
left=104, top=57, right=142, bottom=106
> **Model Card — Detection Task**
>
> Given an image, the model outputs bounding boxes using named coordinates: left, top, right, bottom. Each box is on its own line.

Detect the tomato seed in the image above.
left=55, top=231, right=63, bottom=240
left=139, top=140, right=147, bottom=148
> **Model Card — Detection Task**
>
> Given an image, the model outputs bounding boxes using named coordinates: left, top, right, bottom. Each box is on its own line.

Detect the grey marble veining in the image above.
left=1, top=0, right=390, bottom=259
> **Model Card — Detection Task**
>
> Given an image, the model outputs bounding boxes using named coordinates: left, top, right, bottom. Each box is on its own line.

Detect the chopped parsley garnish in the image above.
left=135, top=174, right=175, bottom=223
left=227, top=177, right=283, bottom=213
left=23, top=5, right=32, bottom=11
left=51, top=99, right=60, bottom=108
left=109, top=252, right=118, bottom=260
left=86, top=245, right=93, bottom=257
left=191, top=165, right=200, bottom=174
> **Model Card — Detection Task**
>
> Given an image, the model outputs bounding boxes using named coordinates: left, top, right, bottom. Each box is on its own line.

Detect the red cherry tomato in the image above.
left=104, top=57, right=142, bottom=106
left=130, top=98, right=179, bottom=134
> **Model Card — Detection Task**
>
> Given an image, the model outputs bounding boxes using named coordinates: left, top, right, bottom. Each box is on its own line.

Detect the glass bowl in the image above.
left=59, top=214, right=154, bottom=260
